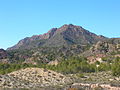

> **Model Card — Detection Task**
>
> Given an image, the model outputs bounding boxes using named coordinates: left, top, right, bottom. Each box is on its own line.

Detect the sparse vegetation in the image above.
left=0, top=63, right=36, bottom=74
left=0, top=56, right=120, bottom=77
left=111, top=57, right=120, bottom=76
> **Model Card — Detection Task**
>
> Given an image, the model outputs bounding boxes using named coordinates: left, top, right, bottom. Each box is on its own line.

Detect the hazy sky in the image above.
left=0, top=0, right=120, bottom=49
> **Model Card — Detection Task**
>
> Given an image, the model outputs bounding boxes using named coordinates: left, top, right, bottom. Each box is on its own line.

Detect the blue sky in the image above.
left=0, top=0, right=120, bottom=49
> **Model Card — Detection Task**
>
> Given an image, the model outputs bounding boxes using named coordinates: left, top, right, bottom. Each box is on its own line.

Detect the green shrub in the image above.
left=111, top=57, right=120, bottom=76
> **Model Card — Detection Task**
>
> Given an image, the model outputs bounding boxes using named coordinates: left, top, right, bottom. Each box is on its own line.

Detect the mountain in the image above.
left=7, top=24, right=107, bottom=50
left=5, top=24, right=120, bottom=65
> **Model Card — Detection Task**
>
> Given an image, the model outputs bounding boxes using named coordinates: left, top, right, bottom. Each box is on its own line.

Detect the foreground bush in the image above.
left=111, top=57, right=120, bottom=76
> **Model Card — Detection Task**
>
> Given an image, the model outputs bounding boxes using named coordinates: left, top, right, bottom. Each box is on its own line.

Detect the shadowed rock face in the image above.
left=7, top=24, right=107, bottom=50
left=0, top=49, right=7, bottom=59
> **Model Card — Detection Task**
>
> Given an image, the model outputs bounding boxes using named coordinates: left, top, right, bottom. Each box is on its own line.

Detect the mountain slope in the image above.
left=7, top=24, right=107, bottom=50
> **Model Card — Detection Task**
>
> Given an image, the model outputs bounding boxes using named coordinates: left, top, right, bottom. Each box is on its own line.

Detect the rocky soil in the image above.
left=70, top=83, right=120, bottom=90
left=0, top=68, right=72, bottom=89
left=68, top=71, right=120, bottom=90
left=0, top=68, right=120, bottom=90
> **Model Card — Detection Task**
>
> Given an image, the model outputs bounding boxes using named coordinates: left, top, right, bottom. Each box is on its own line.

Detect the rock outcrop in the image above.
left=48, top=60, right=59, bottom=66
left=90, top=41, right=115, bottom=54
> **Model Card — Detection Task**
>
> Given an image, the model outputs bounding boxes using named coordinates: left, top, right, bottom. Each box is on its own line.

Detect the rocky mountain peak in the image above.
left=57, top=24, right=82, bottom=32
left=42, top=28, right=57, bottom=39
left=7, top=24, right=107, bottom=50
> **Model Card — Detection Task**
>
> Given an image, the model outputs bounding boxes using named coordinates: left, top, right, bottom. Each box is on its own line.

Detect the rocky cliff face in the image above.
left=7, top=24, right=107, bottom=50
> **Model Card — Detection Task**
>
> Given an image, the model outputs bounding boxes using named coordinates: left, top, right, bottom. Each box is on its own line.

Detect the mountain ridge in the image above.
left=7, top=24, right=107, bottom=50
